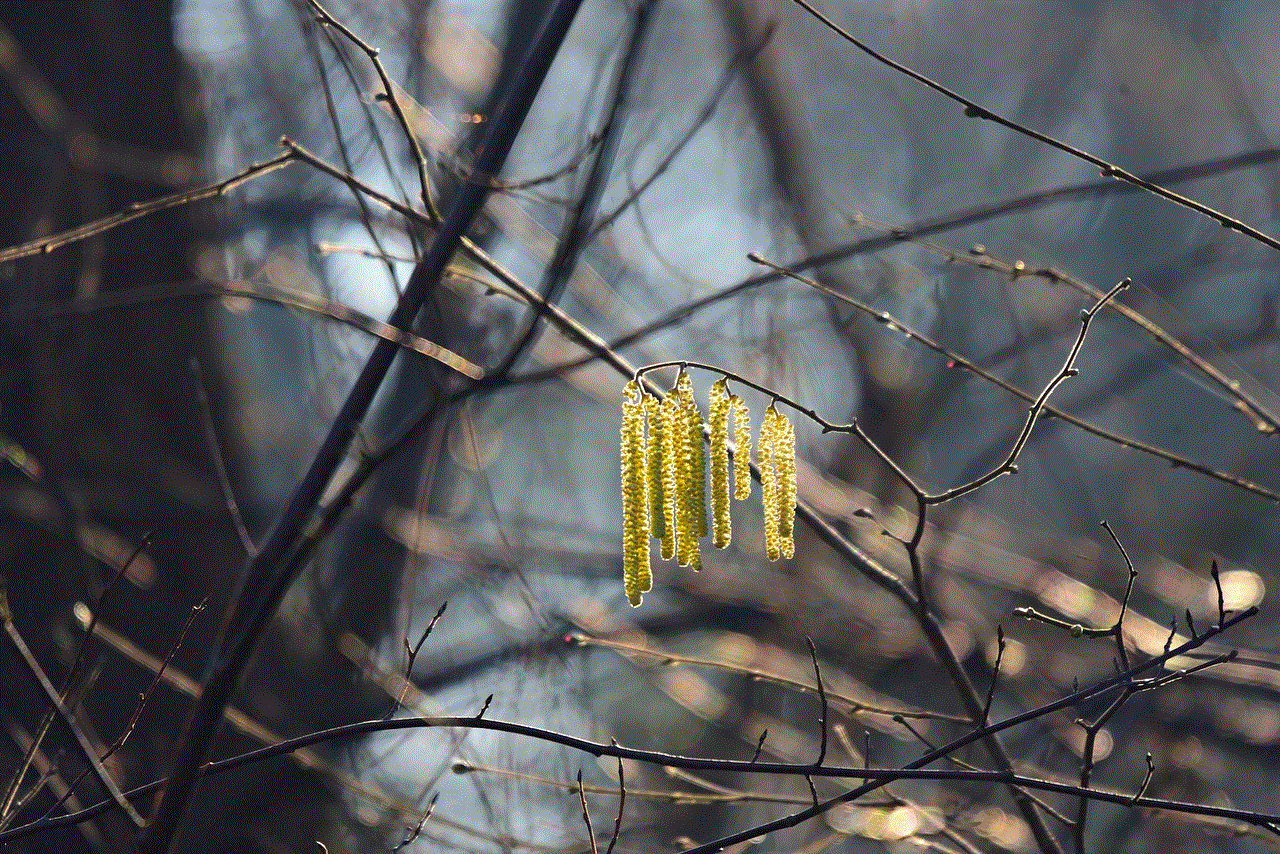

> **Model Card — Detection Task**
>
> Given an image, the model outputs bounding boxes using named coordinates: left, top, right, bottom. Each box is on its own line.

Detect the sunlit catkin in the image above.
left=620, top=380, right=650, bottom=605
left=688, top=390, right=707, bottom=543
left=730, top=393, right=751, bottom=501
left=759, top=404, right=781, bottom=561
left=673, top=372, right=703, bottom=571
left=644, top=393, right=667, bottom=546
left=775, top=409, right=797, bottom=559
left=708, top=379, right=732, bottom=549
left=658, top=391, right=680, bottom=561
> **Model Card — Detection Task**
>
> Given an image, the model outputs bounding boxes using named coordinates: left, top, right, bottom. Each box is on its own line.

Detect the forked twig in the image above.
left=0, top=582, right=145, bottom=827
left=392, top=602, right=447, bottom=716
left=40, top=600, right=206, bottom=823
left=308, top=0, right=438, bottom=222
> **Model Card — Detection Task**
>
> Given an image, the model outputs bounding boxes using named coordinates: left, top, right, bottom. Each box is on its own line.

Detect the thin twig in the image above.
left=486, top=0, right=657, bottom=383
left=587, top=21, right=773, bottom=239
left=455, top=131, right=604, bottom=191
left=6, top=607, right=1256, bottom=849
left=41, top=600, right=206, bottom=823
left=1073, top=686, right=1135, bottom=854
left=1100, top=520, right=1138, bottom=670
left=891, top=715, right=938, bottom=753
left=805, top=638, right=828, bottom=769
left=2, top=720, right=104, bottom=852
left=0, top=534, right=151, bottom=829
left=5, top=628, right=1270, bottom=849
left=1128, top=754, right=1155, bottom=807
left=929, top=277, right=1132, bottom=503
left=300, top=13, right=405, bottom=294
left=32, top=276, right=484, bottom=381
left=68, top=610, right=486, bottom=839
left=577, top=771, right=598, bottom=854
left=1211, top=561, right=1226, bottom=626
left=983, top=626, right=1004, bottom=726
left=524, top=146, right=1280, bottom=384
left=190, top=360, right=256, bottom=556
left=604, top=758, right=625, bottom=854
left=942, top=241, right=1279, bottom=437
left=391, top=792, right=438, bottom=854
left=751, top=254, right=1277, bottom=498
left=460, top=758, right=811, bottom=806
left=569, top=633, right=966, bottom=723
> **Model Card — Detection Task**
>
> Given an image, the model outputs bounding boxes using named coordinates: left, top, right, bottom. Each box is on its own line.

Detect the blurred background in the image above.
left=0, top=1, right=1278, bottom=851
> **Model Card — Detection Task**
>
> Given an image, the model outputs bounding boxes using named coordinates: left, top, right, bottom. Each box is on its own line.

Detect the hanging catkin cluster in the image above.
left=619, top=372, right=797, bottom=606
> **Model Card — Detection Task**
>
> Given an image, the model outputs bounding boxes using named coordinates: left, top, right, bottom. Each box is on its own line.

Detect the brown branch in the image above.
left=851, top=211, right=1280, bottom=436
left=789, top=0, right=1280, bottom=253
left=0, top=151, right=296, bottom=265
left=747, top=255, right=1280, bottom=501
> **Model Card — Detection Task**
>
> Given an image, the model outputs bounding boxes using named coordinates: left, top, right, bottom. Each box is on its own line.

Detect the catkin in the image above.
left=759, top=404, right=781, bottom=561
left=658, top=391, right=679, bottom=561
left=644, top=393, right=667, bottom=545
left=673, top=372, right=703, bottom=571
left=730, top=394, right=751, bottom=501
left=775, top=409, right=797, bottom=559
left=688, top=391, right=707, bottom=543
left=708, top=379, right=731, bottom=549
left=620, top=380, right=650, bottom=605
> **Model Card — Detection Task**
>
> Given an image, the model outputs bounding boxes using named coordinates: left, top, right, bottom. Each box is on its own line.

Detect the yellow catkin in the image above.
left=730, top=393, right=751, bottom=501
left=687, top=384, right=707, bottom=543
left=759, top=404, right=781, bottom=561
left=708, top=379, right=731, bottom=549
left=644, top=393, right=666, bottom=546
left=775, top=409, right=797, bottom=560
left=620, top=380, right=650, bottom=605
left=658, top=391, right=680, bottom=561
left=673, top=372, right=703, bottom=571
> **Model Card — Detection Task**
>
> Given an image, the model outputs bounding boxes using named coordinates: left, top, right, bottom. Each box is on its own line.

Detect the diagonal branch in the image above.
left=135, top=2, right=586, bottom=850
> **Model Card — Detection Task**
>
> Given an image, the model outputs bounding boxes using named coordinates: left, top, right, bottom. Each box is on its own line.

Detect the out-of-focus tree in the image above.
left=1, top=2, right=1279, bottom=853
